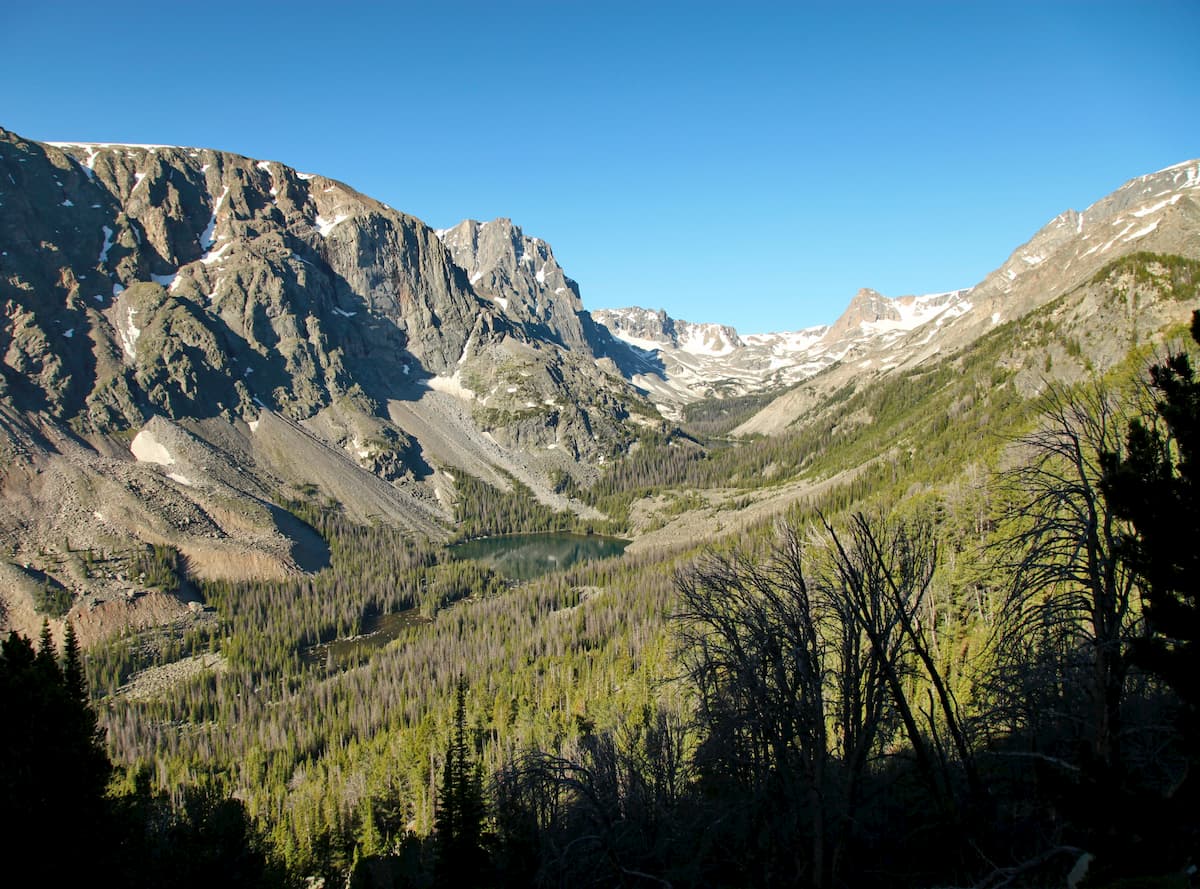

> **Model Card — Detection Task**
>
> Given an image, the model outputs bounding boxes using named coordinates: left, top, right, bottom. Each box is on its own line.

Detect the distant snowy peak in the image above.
left=591, top=291, right=976, bottom=410
left=592, top=307, right=743, bottom=357
left=825, top=287, right=973, bottom=341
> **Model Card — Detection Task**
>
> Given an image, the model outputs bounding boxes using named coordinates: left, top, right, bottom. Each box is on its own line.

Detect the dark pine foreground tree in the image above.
left=1094, top=311, right=1200, bottom=881
left=434, top=677, right=489, bottom=887
left=0, top=625, right=112, bottom=883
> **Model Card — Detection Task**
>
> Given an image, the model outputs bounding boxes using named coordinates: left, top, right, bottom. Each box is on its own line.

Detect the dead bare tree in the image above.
left=991, top=381, right=1143, bottom=776
left=674, top=523, right=831, bottom=888
left=674, top=513, right=981, bottom=887
left=820, top=512, right=982, bottom=808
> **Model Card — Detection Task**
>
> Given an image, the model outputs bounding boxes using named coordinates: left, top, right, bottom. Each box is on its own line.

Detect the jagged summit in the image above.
left=434, top=217, right=589, bottom=350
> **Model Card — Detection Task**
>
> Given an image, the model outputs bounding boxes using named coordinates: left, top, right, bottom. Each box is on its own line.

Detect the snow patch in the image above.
left=609, top=330, right=666, bottom=353
left=679, top=324, right=737, bottom=357
left=1131, top=194, right=1181, bottom=217
left=61, top=199, right=74, bottom=207
left=63, top=328, right=74, bottom=338
left=535, top=264, right=547, bottom=285
left=332, top=307, right=357, bottom=317
left=98, top=225, right=114, bottom=263
left=1122, top=220, right=1159, bottom=241
left=315, top=213, right=349, bottom=237
left=119, top=306, right=141, bottom=359
left=201, top=242, right=231, bottom=265
left=150, top=272, right=177, bottom=289
left=131, top=429, right=175, bottom=466
left=199, top=186, right=228, bottom=252
left=421, top=371, right=477, bottom=401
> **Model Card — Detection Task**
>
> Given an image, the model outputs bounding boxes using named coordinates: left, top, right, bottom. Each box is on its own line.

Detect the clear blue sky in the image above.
left=3, top=1, right=1197, bottom=332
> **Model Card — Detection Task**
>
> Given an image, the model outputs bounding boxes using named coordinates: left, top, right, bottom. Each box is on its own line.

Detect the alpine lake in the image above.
left=305, top=532, right=630, bottom=667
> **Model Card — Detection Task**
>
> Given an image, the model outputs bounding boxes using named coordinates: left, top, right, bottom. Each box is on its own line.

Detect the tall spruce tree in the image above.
left=434, top=677, right=488, bottom=887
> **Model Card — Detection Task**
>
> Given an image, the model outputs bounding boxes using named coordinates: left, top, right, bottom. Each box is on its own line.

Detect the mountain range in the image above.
left=595, top=159, right=1200, bottom=422
left=1, top=123, right=1197, bottom=644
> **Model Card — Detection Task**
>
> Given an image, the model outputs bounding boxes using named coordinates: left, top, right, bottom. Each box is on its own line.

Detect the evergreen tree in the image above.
left=434, top=678, right=488, bottom=887
left=34, top=618, right=60, bottom=681
left=62, top=621, right=87, bottom=705
left=1102, top=310, right=1200, bottom=708
left=0, top=628, right=111, bottom=884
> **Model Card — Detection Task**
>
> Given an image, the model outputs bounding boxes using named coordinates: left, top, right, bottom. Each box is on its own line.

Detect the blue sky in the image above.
left=3, top=1, right=1197, bottom=332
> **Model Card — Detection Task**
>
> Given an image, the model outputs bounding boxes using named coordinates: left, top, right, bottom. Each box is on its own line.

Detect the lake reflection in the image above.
left=447, top=532, right=629, bottom=581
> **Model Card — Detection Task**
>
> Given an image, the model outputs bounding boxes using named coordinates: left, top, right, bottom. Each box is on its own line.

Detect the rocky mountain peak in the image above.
left=824, top=288, right=901, bottom=341
left=435, top=217, right=591, bottom=351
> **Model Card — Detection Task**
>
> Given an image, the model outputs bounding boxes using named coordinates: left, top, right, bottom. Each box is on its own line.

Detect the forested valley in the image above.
left=3, top=260, right=1199, bottom=888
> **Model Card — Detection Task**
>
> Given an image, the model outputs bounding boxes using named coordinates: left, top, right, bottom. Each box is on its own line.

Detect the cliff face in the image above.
left=0, top=130, right=492, bottom=427
left=0, top=128, right=654, bottom=461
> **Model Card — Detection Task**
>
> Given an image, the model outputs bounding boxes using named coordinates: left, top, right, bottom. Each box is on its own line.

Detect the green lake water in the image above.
left=446, top=532, right=630, bottom=581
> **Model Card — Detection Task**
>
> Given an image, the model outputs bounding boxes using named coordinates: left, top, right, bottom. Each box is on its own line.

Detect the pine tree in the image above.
left=35, top=618, right=60, bottom=681
left=1, top=628, right=111, bottom=883
left=62, top=621, right=87, bottom=706
left=434, top=677, right=488, bottom=887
